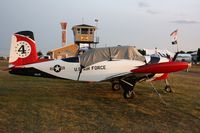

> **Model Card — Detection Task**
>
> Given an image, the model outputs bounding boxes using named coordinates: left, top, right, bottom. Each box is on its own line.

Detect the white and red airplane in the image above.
left=8, top=31, right=189, bottom=98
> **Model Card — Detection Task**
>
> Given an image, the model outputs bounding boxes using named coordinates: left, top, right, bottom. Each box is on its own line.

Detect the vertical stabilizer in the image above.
left=9, top=31, right=38, bottom=67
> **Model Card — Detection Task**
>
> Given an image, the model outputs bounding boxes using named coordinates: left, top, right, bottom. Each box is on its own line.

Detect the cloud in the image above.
left=172, top=20, right=200, bottom=24
left=138, top=2, right=150, bottom=8
left=138, top=2, right=159, bottom=15
left=146, top=9, right=159, bottom=15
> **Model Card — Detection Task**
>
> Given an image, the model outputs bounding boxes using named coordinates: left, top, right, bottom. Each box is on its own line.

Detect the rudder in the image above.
left=9, top=31, right=38, bottom=67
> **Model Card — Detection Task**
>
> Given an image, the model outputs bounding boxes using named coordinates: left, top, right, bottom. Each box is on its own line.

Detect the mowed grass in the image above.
left=0, top=61, right=200, bottom=133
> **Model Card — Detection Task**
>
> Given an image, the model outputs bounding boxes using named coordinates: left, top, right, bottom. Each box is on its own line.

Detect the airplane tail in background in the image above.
left=9, top=31, right=38, bottom=67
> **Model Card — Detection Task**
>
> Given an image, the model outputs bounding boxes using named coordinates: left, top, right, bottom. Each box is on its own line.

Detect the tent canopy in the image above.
left=80, top=46, right=145, bottom=67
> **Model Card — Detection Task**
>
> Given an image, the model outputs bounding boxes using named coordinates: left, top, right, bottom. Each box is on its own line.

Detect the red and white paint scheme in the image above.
left=8, top=31, right=189, bottom=98
left=9, top=32, right=38, bottom=66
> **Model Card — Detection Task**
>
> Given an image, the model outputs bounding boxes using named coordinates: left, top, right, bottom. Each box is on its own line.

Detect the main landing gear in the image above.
left=112, top=77, right=137, bottom=99
left=111, top=78, right=173, bottom=99
left=112, top=82, right=121, bottom=91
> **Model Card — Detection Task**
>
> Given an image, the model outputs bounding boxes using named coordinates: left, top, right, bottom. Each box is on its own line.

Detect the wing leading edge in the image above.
left=131, top=61, right=188, bottom=73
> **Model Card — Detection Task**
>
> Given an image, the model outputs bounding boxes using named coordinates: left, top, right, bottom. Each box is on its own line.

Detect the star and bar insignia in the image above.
left=50, top=65, right=65, bottom=73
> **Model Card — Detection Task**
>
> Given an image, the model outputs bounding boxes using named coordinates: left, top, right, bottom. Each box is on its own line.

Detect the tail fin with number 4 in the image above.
left=9, top=31, right=38, bottom=67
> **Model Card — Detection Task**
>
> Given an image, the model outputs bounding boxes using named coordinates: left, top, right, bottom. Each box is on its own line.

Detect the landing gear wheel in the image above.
left=123, top=90, right=135, bottom=99
left=164, top=85, right=172, bottom=93
left=112, top=83, right=121, bottom=91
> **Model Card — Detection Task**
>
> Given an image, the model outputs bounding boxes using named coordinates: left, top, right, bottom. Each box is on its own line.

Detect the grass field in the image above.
left=0, top=60, right=200, bottom=133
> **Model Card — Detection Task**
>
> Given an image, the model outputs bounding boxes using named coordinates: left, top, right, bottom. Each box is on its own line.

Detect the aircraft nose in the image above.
left=171, top=61, right=190, bottom=72
left=181, top=61, right=189, bottom=67
left=185, top=62, right=190, bottom=69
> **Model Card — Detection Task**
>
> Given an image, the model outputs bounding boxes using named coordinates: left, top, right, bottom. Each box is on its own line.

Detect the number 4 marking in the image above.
left=18, top=45, right=26, bottom=54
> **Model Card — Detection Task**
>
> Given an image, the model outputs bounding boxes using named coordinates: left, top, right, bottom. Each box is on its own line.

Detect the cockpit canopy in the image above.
left=80, top=46, right=145, bottom=68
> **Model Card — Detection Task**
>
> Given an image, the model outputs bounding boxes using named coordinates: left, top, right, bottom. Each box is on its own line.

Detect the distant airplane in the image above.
left=8, top=31, right=189, bottom=98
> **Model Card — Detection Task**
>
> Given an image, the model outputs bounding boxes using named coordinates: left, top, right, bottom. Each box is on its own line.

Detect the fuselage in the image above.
left=12, top=58, right=145, bottom=82
left=9, top=56, right=170, bottom=82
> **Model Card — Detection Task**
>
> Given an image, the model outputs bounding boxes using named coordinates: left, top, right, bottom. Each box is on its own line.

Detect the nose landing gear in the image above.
left=164, top=79, right=173, bottom=93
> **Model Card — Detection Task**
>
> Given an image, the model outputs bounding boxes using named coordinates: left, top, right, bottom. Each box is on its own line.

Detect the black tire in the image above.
left=164, top=85, right=172, bottom=93
left=123, top=90, right=135, bottom=99
left=112, top=83, right=121, bottom=91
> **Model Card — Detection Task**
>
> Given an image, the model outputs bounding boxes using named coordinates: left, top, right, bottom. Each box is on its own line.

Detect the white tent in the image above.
left=144, top=48, right=175, bottom=58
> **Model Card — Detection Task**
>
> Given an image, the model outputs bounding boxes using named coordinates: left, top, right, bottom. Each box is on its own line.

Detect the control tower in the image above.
left=72, top=24, right=99, bottom=48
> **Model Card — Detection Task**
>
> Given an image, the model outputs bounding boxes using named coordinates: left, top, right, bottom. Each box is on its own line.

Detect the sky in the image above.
left=0, top=0, right=200, bottom=56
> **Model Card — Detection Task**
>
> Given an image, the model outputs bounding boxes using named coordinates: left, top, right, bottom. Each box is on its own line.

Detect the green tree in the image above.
left=138, top=49, right=146, bottom=55
left=37, top=51, right=43, bottom=58
left=197, top=48, right=200, bottom=61
left=179, top=50, right=185, bottom=54
left=187, top=51, right=195, bottom=54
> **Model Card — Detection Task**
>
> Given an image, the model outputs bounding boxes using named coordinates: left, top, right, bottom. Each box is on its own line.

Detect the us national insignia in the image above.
left=50, top=65, right=65, bottom=73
